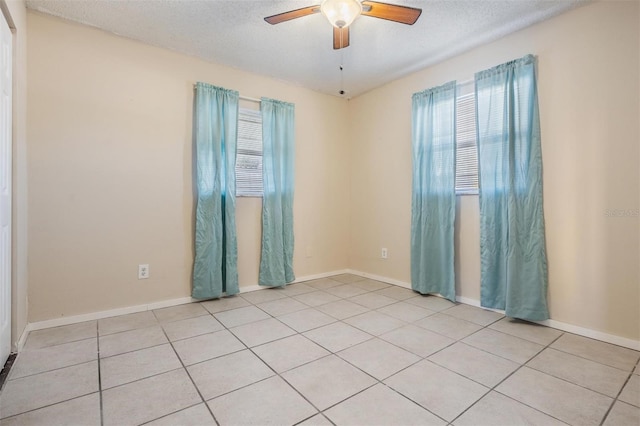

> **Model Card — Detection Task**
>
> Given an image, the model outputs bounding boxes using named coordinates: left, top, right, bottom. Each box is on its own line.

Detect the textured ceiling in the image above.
left=26, top=0, right=587, bottom=98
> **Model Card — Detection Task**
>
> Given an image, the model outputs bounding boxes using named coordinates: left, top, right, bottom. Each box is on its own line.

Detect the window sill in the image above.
left=237, top=194, right=263, bottom=198
left=456, top=190, right=479, bottom=196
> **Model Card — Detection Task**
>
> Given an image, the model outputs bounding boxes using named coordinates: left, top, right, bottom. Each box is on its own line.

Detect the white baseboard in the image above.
left=245, top=268, right=351, bottom=292
left=536, top=319, right=640, bottom=351
left=295, top=269, right=350, bottom=284
left=147, top=297, right=195, bottom=311
left=347, top=270, right=640, bottom=351
left=20, top=268, right=639, bottom=352
left=21, top=268, right=351, bottom=346
left=14, top=327, right=30, bottom=352
left=27, top=297, right=193, bottom=333
left=240, top=269, right=351, bottom=293
left=239, top=285, right=262, bottom=293
left=455, top=296, right=505, bottom=314
left=456, top=295, right=640, bottom=350
left=346, top=269, right=412, bottom=289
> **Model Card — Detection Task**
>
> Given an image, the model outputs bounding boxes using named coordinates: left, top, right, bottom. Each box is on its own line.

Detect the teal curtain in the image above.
left=259, top=98, right=295, bottom=286
left=192, top=83, right=239, bottom=299
left=475, top=54, right=549, bottom=321
left=411, top=81, right=457, bottom=302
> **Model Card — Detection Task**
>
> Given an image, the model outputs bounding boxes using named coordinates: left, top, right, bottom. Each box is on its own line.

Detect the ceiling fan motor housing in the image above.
left=264, top=1, right=423, bottom=51
left=320, top=0, right=363, bottom=28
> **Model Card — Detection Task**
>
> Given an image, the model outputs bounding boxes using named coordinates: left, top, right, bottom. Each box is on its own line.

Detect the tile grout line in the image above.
left=0, top=331, right=102, bottom=420
left=236, top=290, right=361, bottom=419
left=96, top=322, right=104, bottom=426
left=544, top=344, right=640, bottom=372
left=8, top=335, right=95, bottom=355
left=101, top=306, right=368, bottom=378
left=453, top=325, right=549, bottom=364
left=207, top=283, right=503, bottom=426
left=391, top=311, right=505, bottom=371
left=100, top=365, right=187, bottom=391
left=152, top=309, right=221, bottom=426
left=206, top=284, right=441, bottom=424
left=221, top=314, right=328, bottom=423
left=0, top=392, right=100, bottom=422
left=136, top=402, right=206, bottom=426
left=92, top=305, right=543, bottom=424
left=6, top=277, right=639, bottom=425
left=599, top=363, right=640, bottom=426
left=370, top=317, right=493, bottom=424
left=513, top=327, right=640, bottom=403
left=5, top=358, right=97, bottom=382
left=242, top=288, right=453, bottom=424
left=525, top=354, right=634, bottom=400
left=374, top=381, right=451, bottom=425
left=450, top=330, right=568, bottom=425
left=96, top=312, right=218, bottom=414
left=292, top=412, right=335, bottom=426
left=171, top=287, right=380, bottom=421
left=329, top=347, right=452, bottom=424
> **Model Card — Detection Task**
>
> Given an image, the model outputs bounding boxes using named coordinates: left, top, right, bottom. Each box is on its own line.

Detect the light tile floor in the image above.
left=1, top=274, right=639, bottom=425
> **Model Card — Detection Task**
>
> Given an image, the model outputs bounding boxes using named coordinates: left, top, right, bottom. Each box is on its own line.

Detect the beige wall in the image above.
left=349, top=0, right=639, bottom=341
left=24, top=2, right=640, bottom=343
left=26, top=12, right=350, bottom=322
left=3, top=0, right=28, bottom=350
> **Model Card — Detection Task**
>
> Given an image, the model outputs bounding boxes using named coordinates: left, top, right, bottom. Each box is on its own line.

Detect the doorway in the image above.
left=0, top=8, right=13, bottom=367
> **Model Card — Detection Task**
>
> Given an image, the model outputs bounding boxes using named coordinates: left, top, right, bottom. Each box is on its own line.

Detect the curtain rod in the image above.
left=240, top=95, right=261, bottom=103
left=192, top=84, right=261, bottom=103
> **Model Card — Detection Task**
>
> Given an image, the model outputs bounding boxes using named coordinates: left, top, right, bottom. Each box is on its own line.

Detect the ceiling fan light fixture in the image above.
left=320, top=0, right=362, bottom=28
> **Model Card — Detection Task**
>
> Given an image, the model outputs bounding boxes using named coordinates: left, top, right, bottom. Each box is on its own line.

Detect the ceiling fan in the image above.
left=265, top=0, right=422, bottom=50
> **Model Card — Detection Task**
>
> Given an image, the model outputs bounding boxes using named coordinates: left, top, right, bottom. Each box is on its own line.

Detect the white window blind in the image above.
left=455, top=81, right=479, bottom=194
left=236, top=108, right=263, bottom=197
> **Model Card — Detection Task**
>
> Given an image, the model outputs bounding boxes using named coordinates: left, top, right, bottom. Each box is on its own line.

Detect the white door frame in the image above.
left=0, top=7, right=12, bottom=368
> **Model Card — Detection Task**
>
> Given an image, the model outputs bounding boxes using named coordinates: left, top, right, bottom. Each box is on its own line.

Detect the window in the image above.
left=236, top=108, right=263, bottom=197
left=455, top=81, right=479, bottom=194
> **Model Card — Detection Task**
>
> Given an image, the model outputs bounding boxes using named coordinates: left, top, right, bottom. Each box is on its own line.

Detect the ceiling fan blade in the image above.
left=361, top=1, right=422, bottom=25
left=264, top=6, right=320, bottom=25
left=333, top=26, right=350, bottom=50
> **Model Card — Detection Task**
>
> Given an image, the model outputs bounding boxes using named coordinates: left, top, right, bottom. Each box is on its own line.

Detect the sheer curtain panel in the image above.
left=475, top=54, right=549, bottom=320
left=411, top=81, right=457, bottom=302
left=192, top=83, right=239, bottom=299
left=259, top=98, right=295, bottom=287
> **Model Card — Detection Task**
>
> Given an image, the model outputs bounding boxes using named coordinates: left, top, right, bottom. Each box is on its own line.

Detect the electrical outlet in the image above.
left=381, top=248, right=388, bottom=259
left=305, top=245, right=313, bottom=258
left=138, top=264, right=150, bottom=279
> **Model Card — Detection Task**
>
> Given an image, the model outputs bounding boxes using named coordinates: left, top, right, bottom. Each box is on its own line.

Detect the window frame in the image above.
left=235, top=107, right=263, bottom=198
left=455, top=81, right=479, bottom=196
